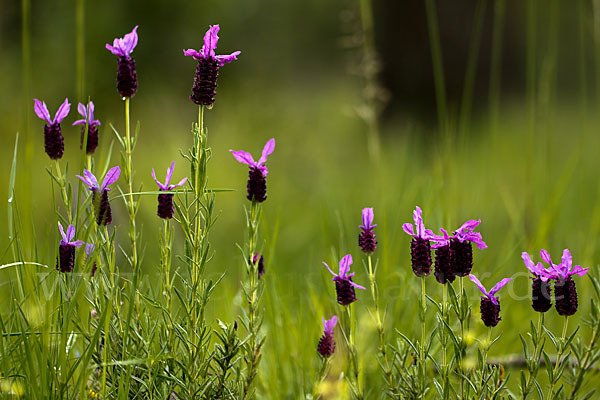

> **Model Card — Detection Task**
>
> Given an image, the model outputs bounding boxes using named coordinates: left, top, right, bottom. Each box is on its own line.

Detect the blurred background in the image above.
left=2, top=0, right=600, bottom=397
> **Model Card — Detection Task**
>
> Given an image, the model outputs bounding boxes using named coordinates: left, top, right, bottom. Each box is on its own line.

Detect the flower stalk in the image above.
left=546, top=316, right=570, bottom=399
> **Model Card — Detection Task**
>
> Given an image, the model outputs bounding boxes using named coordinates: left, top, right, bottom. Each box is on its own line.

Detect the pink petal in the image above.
left=361, top=208, right=374, bottom=229
left=88, top=101, right=95, bottom=122
left=77, top=102, right=87, bottom=119
left=53, top=98, right=70, bottom=124
left=569, top=265, right=589, bottom=277
left=322, top=261, right=337, bottom=277
left=489, top=278, right=512, bottom=296
left=215, top=51, right=241, bottom=66
left=258, top=138, right=275, bottom=165
left=66, top=224, right=76, bottom=242
left=456, top=219, right=481, bottom=233
left=402, top=223, right=414, bottom=237
left=105, top=42, right=124, bottom=56
left=122, top=26, right=138, bottom=55
left=540, top=249, right=553, bottom=265
left=70, top=240, right=85, bottom=248
left=230, top=150, right=255, bottom=165
left=202, top=25, right=220, bottom=58
left=58, top=222, right=68, bottom=242
left=170, top=177, right=187, bottom=189
left=82, top=169, right=99, bottom=189
left=151, top=168, right=164, bottom=189
left=338, top=254, right=353, bottom=277
left=561, top=249, right=572, bottom=271
left=101, top=166, right=121, bottom=190
left=413, top=206, right=424, bottom=237
left=468, top=274, right=489, bottom=297
left=33, top=99, right=52, bottom=124
left=323, top=315, right=337, bottom=334
left=72, top=119, right=86, bottom=126
left=165, top=161, right=176, bottom=187
left=183, top=48, right=201, bottom=58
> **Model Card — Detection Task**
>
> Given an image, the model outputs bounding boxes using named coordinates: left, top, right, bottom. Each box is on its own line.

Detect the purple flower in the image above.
left=77, top=166, right=120, bottom=225
left=250, top=253, right=265, bottom=279
left=403, top=206, right=435, bottom=277
left=469, top=274, right=511, bottom=327
left=358, top=208, right=377, bottom=254
left=86, top=243, right=97, bottom=277
left=184, top=25, right=241, bottom=106
left=450, top=219, right=486, bottom=277
left=433, top=229, right=454, bottom=284
left=56, top=222, right=84, bottom=273
left=317, top=315, right=337, bottom=358
left=230, top=138, right=275, bottom=203
left=34, top=98, right=70, bottom=160
left=453, top=220, right=487, bottom=249
left=522, top=251, right=554, bottom=312
left=323, top=254, right=366, bottom=306
left=544, top=249, right=588, bottom=316
left=72, top=101, right=101, bottom=154
left=152, top=161, right=187, bottom=219
left=106, top=26, right=139, bottom=98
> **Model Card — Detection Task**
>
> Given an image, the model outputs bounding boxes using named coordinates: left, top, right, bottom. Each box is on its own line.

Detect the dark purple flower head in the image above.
left=152, top=161, right=187, bottom=191
left=106, top=26, right=139, bottom=98
left=324, top=255, right=366, bottom=305
left=34, top=98, right=71, bottom=126
left=469, top=274, right=511, bottom=306
left=317, top=315, right=337, bottom=358
left=183, top=25, right=241, bottom=67
left=34, top=98, right=70, bottom=160
left=358, top=207, right=377, bottom=254
left=86, top=243, right=97, bottom=277
left=453, top=219, right=487, bottom=249
left=231, top=139, right=275, bottom=202
left=402, top=206, right=435, bottom=240
left=73, top=101, right=100, bottom=154
left=77, top=167, right=120, bottom=225
left=250, top=253, right=265, bottom=278
left=77, top=166, right=121, bottom=193
left=58, top=222, right=84, bottom=248
left=106, top=26, right=138, bottom=57
left=56, top=222, right=83, bottom=273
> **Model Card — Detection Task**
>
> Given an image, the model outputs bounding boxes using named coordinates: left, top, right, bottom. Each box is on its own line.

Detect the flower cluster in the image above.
left=358, top=208, right=377, bottom=254
left=72, top=101, right=101, bottom=154
left=77, top=167, right=121, bottom=225
left=56, top=222, right=84, bottom=273
left=522, top=249, right=588, bottom=316
left=317, top=316, right=337, bottom=358
left=152, top=161, right=187, bottom=219
left=323, top=255, right=366, bottom=306
left=403, top=206, right=487, bottom=283
left=469, top=274, right=512, bottom=327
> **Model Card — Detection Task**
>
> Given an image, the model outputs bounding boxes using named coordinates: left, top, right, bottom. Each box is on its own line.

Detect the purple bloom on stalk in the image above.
left=152, top=161, right=187, bottom=219
left=72, top=101, right=101, bottom=154
left=184, top=25, right=241, bottom=106
left=403, top=206, right=435, bottom=277
left=544, top=249, right=588, bottom=316
left=450, top=219, right=487, bottom=277
left=323, top=254, right=366, bottom=306
left=230, top=138, right=275, bottom=203
left=106, top=26, right=139, bottom=98
left=56, top=222, right=84, bottom=273
left=432, top=228, right=455, bottom=284
left=86, top=243, right=97, bottom=277
left=34, top=98, right=70, bottom=160
left=250, top=253, right=265, bottom=279
left=358, top=208, right=377, bottom=254
left=522, top=251, right=554, bottom=312
left=469, top=274, right=511, bottom=327
left=77, top=166, right=120, bottom=225
left=317, top=315, right=337, bottom=358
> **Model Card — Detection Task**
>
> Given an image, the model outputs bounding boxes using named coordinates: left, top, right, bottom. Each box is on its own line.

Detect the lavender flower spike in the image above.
left=451, top=219, right=487, bottom=277
left=431, top=228, right=455, bottom=284
left=184, top=25, right=241, bottom=106
left=152, top=161, right=187, bottom=219
left=230, top=138, right=275, bottom=203
left=358, top=207, right=377, bottom=254
left=57, top=222, right=84, bottom=273
left=522, top=251, right=553, bottom=312
left=86, top=243, right=97, bottom=277
left=403, top=206, right=436, bottom=277
left=323, top=254, right=366, bottom=306
left=548, top=249, right=589, bottom=316
left=317, top=315, right=337, bottom=358
left=106, top=26, right=139, bottom=98
left=469, top=274, right=511, bottom=327
left=72, top=101, right=101, bottom=154
left=34, top=98, right=70, bottom=159
left=77, top=166, right=121, bottom=225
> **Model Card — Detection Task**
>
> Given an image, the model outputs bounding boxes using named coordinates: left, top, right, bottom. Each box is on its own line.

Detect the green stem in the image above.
left=459, top=277, right=465, bottom=399
left=312, top=357, right=332, bottom=400
left=569, top=315, right=600, bottom=399
left=101, top=226, right=115, bottom=399
left=546, top=316, right=569, bottom=399
left=523, top=312, right=545, bottom=399
left=346, top=304, right=363, bottom=399
left=366, top=255, right=394, bottom=391
left=420, top=275, right=427, bottom=398
left=54, top=160, right=72, bottom=222
left=442, top=284, right=449, bottom=399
